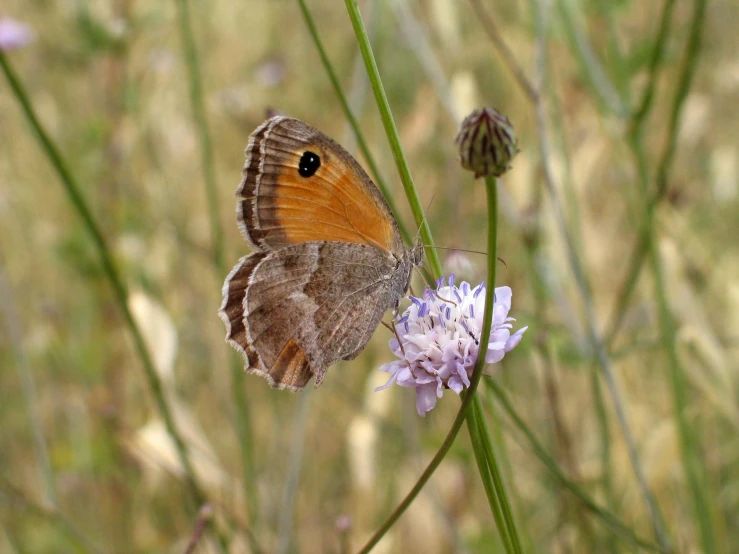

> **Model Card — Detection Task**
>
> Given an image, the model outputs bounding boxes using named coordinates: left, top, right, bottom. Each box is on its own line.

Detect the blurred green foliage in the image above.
left=2, top=0, right=738, bottom=552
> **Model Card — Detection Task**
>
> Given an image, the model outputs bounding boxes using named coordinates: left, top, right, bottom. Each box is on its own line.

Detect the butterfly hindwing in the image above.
left=242, top=241, right=398, bottom=389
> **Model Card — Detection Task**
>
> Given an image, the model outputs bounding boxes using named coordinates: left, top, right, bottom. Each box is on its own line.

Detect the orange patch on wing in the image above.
left=271, top=170, right=395, bottom=252
left=270, top=338, right=312, bottom=389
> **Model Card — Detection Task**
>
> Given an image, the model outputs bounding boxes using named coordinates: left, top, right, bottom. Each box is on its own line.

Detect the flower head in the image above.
left=377, top=276, right=527, bottom=416
left=0, top=18, right=34, bottom=52
left=455, top=107, right=518, bottom=178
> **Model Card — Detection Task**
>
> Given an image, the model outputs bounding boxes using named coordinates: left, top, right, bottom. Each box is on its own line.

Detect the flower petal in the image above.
left=448, top=375, right=464, bottom=394
left=416, top=384, right=439, bottom=417
left=375, top=369, right=400, bottom=391
left=505, top=326, right=528, bottom=351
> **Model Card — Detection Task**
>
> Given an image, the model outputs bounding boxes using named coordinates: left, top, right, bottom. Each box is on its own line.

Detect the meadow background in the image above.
left=1, top=0, right=738, bottom=552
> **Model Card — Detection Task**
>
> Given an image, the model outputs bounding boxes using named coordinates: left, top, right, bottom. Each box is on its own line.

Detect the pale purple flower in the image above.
left=0, top=18, right=34, bottom=51
left=377, top=276, right=527, bottom=417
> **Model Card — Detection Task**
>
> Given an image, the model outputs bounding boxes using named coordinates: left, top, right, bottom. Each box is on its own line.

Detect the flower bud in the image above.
left=455, top=108, right=518, bottom=178
left=0, top=18, right=34, bottom=51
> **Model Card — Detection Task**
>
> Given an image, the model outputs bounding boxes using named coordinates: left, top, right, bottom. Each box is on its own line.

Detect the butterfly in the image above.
left=219, top=116, right=424, bottom=391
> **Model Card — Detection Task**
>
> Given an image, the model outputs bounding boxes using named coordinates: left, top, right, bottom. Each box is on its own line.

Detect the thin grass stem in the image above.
left=173, top=0, right=258, bottom=537
left=471, top=393, right=524, bottom=553
left=296, top=0, right=410, bottom=244
left=530, top=2, right=671, bottom=548
left=0, top=50, right=208, bottom=515
left=343, top=0, right=442, bottom=279
left=466, top=398, right=514, bottom=553
left=485, top=379, right=668, bottom=553
left=554, top=0, right=627, bottom=118
left=604, top=0, right=678, bottom=345
left=467, top=0, right=537, bottom=102
left=174, top=0, right=224, bottom=271
left=628, top=2, right=716, bottom=547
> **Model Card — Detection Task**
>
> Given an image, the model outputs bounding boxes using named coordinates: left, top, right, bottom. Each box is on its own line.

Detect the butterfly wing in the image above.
left=219, top=252, right=268, bottom=374
left=237, top=116, right=404, bottom=256
left=221, top=241, right=402, bottom=390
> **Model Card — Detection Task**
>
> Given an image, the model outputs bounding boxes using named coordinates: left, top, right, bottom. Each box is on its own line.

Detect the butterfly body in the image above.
left=220, top=116, right=421, bottom=390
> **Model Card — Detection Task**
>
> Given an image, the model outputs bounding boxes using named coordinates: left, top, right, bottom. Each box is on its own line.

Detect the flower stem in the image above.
left=464, top=176, right=524, bottom=553
left=342, top=0, right=442, bottom=279
left=0, top=50, right=207, bottom=512
left=466, top=399, right=513, bottom=553
left=471, top=393, right=523, bottom=553
left=356, top=174, right=506, bottom=553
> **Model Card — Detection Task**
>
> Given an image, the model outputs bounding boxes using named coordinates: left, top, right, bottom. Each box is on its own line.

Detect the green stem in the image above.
left=174, top=0, right=224, bottom=271
left=483, top=386, right=535, bottom=551
left=466, top=399, right=514, bottom=553
left=343, top=0, right=442, bottom=278
left=470, top=393, right=524, bottom=553
left=485, top=379, right=667, bottom=553
left=646, top=188, right=717, bottom=553
left=605, top=0, right=697, bottom=346
left=0, top=50, right=206, bottom=511
left=531, top=3, right=670, bottom=547
left=634, top=2, right=715, bottom=548
left=173, top=0, right=257, bottom=537
left=356, top=174, right=499, bottom=553
left=297, top=0, right=410, bottom=245
left=628, top=0, right=677, bottom=137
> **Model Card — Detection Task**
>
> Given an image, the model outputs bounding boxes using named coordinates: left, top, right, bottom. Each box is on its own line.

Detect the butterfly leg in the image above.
left=381, top=319, right=417, bottom=379
left=429, top=288, right=457, bottom=307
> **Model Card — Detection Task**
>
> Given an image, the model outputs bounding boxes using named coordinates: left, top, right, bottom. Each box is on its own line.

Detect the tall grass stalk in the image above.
left=628, top=2, right=716, bottom=548
left=484, top=380, right=667, bottom=552
left=530, top=1, right=671, bottom=548
left=342, top=0, right=442, bottom=278
left=469, top=392, right=523, bottom=553
left=173, top=0, right=224, bottom=271
left=606, top=0, right=697, bottom=346
left=173, top=0, right=259, bottom=536
left=296, top=0, right=410, bottom=244
left=0, top=50, right=208, bottom=516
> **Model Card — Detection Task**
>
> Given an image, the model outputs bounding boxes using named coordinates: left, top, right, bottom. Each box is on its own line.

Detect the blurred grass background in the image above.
left=1, top=0, right=738, bottom=552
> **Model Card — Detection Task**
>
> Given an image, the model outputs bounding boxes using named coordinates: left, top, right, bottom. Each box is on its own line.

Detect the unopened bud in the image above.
left=455, top=108, right=518, bottom=178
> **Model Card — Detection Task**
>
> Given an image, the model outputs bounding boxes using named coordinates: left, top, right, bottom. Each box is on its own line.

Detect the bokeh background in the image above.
left=1, top=0, right=738, bottom=552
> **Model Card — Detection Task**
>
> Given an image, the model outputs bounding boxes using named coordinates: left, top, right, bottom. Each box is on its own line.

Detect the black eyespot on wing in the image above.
left=298, top=151, right=321, bottom=178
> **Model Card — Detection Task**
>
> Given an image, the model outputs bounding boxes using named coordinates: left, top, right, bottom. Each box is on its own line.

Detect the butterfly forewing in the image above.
left=237, top=117, right=403, bottom=255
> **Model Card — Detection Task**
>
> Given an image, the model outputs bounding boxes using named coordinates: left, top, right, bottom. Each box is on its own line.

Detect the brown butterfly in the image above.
left=219, top=116, right=423, bottom=391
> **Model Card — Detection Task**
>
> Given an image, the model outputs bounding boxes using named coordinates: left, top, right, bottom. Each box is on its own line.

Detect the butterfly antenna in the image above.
left=407, top=191, right=437, bottom=248
left=423, top=245, right=508, bottom=268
